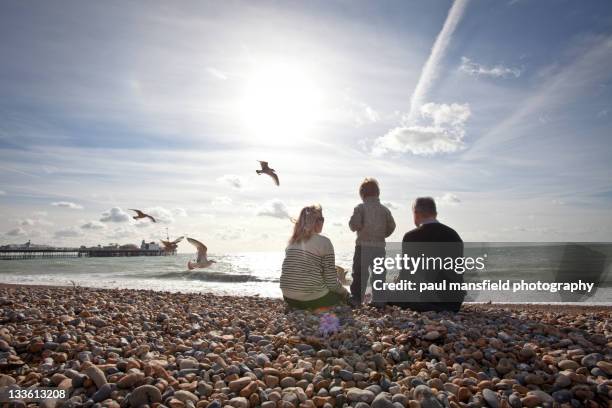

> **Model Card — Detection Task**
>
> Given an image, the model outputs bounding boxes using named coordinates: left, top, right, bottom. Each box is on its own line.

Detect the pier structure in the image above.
left=0, top=247, right=172, bottom=260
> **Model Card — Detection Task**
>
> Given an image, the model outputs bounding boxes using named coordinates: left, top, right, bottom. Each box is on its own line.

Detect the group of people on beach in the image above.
left=280, top=178, right=465, bottom=313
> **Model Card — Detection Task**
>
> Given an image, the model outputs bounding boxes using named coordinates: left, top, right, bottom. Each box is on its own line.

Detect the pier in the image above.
left=0, top=247, right=171, bottom=260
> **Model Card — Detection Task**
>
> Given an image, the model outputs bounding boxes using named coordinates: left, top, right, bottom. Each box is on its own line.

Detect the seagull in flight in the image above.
left=256, top=161, right=280, bottom=186
left=160, top=236, right=184, bottom=251
left=187, top=237, right=216, bottom=269
left=129, top=209, right=156, bottom=223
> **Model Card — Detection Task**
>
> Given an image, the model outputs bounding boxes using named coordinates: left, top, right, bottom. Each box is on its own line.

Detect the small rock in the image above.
left=482, top=389, right=499, bottom=408
left=424, top=331, right=440, bottom=341
left=347, top=388, right=376, bottom=403
left=84, top=365, right=107, bottom=388
left=129, top=384, right=162, bottom=407
left=558, top=359, right=579, bottom=370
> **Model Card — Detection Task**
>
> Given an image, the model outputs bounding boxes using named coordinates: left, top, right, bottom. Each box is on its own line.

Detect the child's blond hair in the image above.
left=359, top=177, right=380, bottom=199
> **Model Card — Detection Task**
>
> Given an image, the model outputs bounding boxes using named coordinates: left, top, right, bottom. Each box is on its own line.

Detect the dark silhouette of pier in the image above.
left=0, top=247, right=171, bottom=260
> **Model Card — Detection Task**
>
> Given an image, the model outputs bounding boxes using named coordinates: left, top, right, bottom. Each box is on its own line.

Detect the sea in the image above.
left=1, top=246, right=611, bottom=304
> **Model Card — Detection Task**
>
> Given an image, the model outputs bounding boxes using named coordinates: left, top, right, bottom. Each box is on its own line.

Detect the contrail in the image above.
left=406, top=0, right=470, bottom=123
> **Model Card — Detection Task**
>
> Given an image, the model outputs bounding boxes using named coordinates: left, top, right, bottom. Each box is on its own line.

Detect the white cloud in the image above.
left=459, top=57, right=522, bottom=78
left=51, top=201, right=83, bottom=209
left=145, top=207, right=174, bottom=224
left=81, top=221, right=107, bottom=230
left=256, top=199, right=290, bottom=219
left=420, top=102, right=471, bottom=127
left=100, top=207, right=131, bottom=223
left=374, top=103, right=470, bottom=155
left=6, top=227, right=26, bottom=237
left=437, top=193, right=461, bottom=205
left=383, top=201, right=401, bottom=210
left=341, top=97, right=381, bottom=126
left=216, top=228, right=243, bottom=241
left=211, top=196, right=233, bottom=207
left=207, top=67, right=228, bottom=80
left=106, top=226, right=136, bottom=240
left=0, top=190, right=5, bottom=195
left=54, top=227, right=84, bottom=238
left=172, top=207, right=188, bottom=217
left=217, top=174, right=245, bottom=189
left=19, top=218, right=52, bottom=227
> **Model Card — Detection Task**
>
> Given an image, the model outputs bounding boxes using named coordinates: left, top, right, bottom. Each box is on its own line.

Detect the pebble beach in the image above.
left=0, top=285, right=611, bottom=408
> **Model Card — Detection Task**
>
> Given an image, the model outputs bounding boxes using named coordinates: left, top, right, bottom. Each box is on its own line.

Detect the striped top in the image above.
left=280, top=234, right=344, bottom=301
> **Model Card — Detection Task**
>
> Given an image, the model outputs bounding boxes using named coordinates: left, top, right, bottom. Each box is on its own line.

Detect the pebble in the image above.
left=558, top=359, right=579, bottom=370
left=347, top=388, right=376, bottom=403
left=84, top=365, right=107, bottom=388
left=129, top=384, right=162, bottom=406
left=372, top=393, right=395, bottom=408
left=482, top=388, right=499, bottom=408
left=0, top=286, right=609, bottom=408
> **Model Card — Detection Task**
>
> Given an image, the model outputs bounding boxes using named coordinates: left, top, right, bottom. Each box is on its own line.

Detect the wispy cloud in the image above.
left=145, top=207, right=175, bottom=224
left=467, top=34, right=612, bottom=158
left=20, top=218, right=53, bottom=227
left=383, top=201, right=401, bottom=210
left=407, top=0, right=470, bottom=121
left=54, top=227, right=83, bottom=238
left=81, top=221, right=107, bottom=230
left=6, top=227, right=26, bottom=237
left=207, top=67, right=228, bottom=80
left=436, top=192, right=462, bottom=205
left=459, top=57, right=522, bottom=78
left=51, top=201, right=83, bottom=210
left=172, top=207, right=188, bottom=217
left=217, top=174, right=246, bottom=189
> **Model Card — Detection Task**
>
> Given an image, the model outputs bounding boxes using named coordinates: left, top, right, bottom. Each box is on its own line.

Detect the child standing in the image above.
left=348, top=178, right=396, bottom=305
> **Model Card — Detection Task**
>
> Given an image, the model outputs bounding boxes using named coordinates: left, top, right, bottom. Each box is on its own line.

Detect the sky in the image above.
left=1, top=0, right=611, bottom=253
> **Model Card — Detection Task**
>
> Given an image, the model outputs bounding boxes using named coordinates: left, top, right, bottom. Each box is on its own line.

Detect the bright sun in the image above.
left=240, top=62, right=322, bottom=141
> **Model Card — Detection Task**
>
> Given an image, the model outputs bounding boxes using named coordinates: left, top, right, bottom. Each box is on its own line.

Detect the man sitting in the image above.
left=395, top=197, right=465, bottom=312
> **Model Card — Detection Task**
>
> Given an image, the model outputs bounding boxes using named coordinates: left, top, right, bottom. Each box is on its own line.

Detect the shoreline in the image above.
left=1, top=284, right=610, bottom=407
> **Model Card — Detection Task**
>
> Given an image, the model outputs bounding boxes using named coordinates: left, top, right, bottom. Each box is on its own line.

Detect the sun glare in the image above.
left=240, top=62, right=323, bottom=142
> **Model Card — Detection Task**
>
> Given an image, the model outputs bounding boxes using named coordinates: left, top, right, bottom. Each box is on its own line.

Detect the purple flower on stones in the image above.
left=319, top=313, right=340, bottom=336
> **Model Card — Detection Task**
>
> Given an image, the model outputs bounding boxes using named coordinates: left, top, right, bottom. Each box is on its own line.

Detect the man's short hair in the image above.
left=413, top=197, right=437, bottom=215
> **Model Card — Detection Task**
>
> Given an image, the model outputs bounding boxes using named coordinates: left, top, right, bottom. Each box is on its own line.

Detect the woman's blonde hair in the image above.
left=289, top=204, right=323, bottom=244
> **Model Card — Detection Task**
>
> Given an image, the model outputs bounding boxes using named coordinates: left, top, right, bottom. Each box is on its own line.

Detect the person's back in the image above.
left=280, top=204, right=348, bottom=310
left=348, top=178, right=395, bottom=305
left=403, top=222, right=461, bottom=243
left=397, top=197, right=465, bottom=312
left=281, top=233, right=340, bottom=301
left=350, top=197, right=396, bottom=246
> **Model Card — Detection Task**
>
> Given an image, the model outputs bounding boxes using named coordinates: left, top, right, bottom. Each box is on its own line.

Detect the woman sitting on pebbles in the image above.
left=280, top=204, right=349, bottom=311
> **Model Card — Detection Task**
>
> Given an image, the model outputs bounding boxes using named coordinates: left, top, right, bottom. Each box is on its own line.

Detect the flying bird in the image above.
left=160, top=236, right=184, bottom=252
left=129, top=209, right=156, bottom=223
left=256, top=161, right=279, bottom=186
left=187, top=237, right=216, bottom=269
